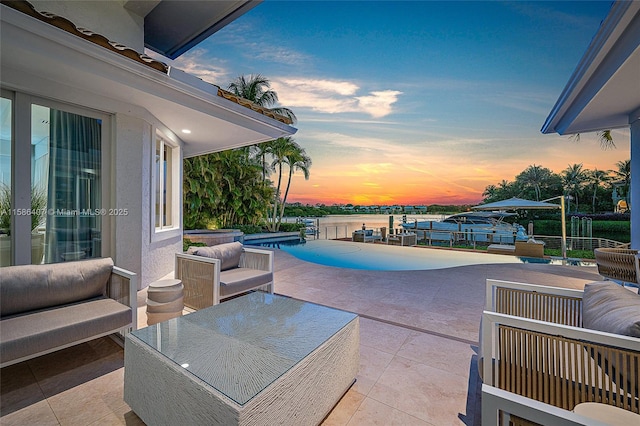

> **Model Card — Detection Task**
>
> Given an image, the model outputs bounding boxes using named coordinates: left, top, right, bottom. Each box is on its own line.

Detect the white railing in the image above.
left=312, top=226, right=625, bottom=253
left=532, top=235, right=626, bottom=250
left=317, top=225, right=350, bottom=240
left=313, top=226, right=516, bottom=247
left=412, top=229, right=517, bottom=247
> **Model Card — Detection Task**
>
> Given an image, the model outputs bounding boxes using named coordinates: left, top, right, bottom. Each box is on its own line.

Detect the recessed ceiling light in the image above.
left=181, top=129, right=191, bottom=134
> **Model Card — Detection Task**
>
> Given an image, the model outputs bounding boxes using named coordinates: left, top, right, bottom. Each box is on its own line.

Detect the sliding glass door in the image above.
left=0, top=95, right=12, bottom=266
left=0, top=92, right=108, bottom=266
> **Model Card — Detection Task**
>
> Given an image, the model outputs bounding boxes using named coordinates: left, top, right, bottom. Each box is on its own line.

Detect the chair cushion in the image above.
left=190, top=242, right=243, bottom=271
left=219, top=268, right=273, bottom=297
left=1, top=257, right=114, bottom=317
left=583, top=281, right=640, bottom=337
left=0, top=297, right=131, bottom=364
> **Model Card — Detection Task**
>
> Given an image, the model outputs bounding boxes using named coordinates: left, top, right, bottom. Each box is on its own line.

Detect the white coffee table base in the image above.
left=124, top=308, right=359, bottom=425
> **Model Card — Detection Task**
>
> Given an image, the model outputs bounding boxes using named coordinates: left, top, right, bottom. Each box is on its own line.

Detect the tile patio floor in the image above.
left=1, top=246, right=602, bottom=425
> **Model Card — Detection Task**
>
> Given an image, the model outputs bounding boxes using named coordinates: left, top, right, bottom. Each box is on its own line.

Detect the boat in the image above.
left=296, top=217, right=319, bottom=235
left=400, top=211, right=527, bottom=244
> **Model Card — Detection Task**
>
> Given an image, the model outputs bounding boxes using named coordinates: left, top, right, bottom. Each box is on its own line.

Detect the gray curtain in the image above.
left=45, top=110, right=101, bottom=263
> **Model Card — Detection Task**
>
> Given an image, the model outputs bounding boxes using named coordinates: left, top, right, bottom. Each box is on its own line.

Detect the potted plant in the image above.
left=0, top=184, right=47, bottom=266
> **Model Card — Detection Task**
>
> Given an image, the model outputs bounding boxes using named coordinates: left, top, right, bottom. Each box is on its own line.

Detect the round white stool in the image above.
left=573, top=402, right=640, bottom=426
left=146, top=278, right=184, bottom=325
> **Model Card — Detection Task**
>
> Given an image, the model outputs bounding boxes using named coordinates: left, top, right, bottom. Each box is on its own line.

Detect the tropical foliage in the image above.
left=0, top=184, right=48, bottom=233
left=183, top=74, right=310, bottom=231
left=228, top=74, right=297, bottom=124
left=267, top=137, right=311, bottom=231
left=482, top=161, right=630, bottom=214
left=183, top=149, right=273, bottom=229
left=612, top=159, right=631, bottom=209
left=571, top=130, right=614, bottom=149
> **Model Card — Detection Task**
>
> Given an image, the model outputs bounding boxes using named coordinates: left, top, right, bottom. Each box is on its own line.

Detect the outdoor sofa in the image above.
left=481, top=279, right=640, bottom=425
left=352, top=229, right=382, bottom=243
left=176, top=241, right=274, bottom=309
left=0, top=257, right=137, bottom=368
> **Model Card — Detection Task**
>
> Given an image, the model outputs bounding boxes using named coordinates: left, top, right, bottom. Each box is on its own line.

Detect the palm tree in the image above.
left=519, top=165, right=546, bottom=201
left=267, top=137, right=297, bottom=231
left=597, top=130, right=614, bottom=149
left=482, top=184, right=497, bottom=202
left=613, top=159, right=631, bottom=211
left=278, top=145, right=311, bottom=227
left=587, top=168, right=611, bottom=213
left=250, top=142, right=274, bottom=183
left=497, top=180, right=515, bottom=199
left=570, top=130, right=615, bottom=149
left=183, top=149, right=272, bottom=229
left=562, top=163, right=585, bottom=212
left=228, top=74, right=297, bottom=124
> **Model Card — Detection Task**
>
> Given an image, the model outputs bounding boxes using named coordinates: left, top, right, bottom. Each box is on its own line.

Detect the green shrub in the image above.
left=590, top=221, right=630, bottom=233
left=543, top=248, right=595, bottom=259
left=183, top=238, right=207, bottom=252
left=233, top=224, right=265, bottom=235
left=532, top=219, right=630, bottom=243
left=279, top=222, right=306, bottom=232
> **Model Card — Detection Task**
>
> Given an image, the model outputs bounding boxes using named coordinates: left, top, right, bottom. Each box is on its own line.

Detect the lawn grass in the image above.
left=544, top=248, right=595, bottom=259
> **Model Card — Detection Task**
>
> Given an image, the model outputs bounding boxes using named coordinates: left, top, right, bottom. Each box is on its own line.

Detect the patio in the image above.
left=0, top=247, right=602, bottom=425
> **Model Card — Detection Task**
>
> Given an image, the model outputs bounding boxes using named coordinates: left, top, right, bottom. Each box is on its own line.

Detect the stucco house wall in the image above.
left=1, top=1, right=295, bottom=288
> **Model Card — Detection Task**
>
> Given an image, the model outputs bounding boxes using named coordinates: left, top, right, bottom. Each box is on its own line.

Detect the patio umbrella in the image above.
left=471, top=197, right=560, bottom=211
left=472, top=196, right=567, bottom=258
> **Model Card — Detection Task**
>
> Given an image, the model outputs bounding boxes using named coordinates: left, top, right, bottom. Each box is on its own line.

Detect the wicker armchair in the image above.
left=352, top=229, right=382, bottom=243
left=387, top=231, right=417, bottom=246
left=175, top=244, right=274, bottom=309
left=481, top=279, right=640, bottom=425
left=594, top=247, right=639, bottom=286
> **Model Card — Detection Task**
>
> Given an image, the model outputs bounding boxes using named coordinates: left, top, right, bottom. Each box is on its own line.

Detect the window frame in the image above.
left=2, top=90, right=111, bottom=265
left=151, top=130, right=181, bottom=242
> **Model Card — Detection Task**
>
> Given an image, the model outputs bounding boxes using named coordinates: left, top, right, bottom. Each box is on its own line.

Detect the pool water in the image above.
left=250, top=239, right=593, bottom=271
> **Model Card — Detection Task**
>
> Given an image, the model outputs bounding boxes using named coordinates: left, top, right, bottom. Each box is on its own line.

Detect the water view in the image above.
left=286, top=213, right=446, bottom=240
left=254, top=239, right=593, bottom=270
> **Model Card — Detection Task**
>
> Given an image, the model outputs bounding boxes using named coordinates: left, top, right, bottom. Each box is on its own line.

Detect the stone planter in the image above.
left=184, top=229, right=243, bottom=246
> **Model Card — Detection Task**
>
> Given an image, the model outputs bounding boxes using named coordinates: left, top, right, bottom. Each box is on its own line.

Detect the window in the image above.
left=0, top=95, right=12, bottom=267
left=154, top=133, right=179, bottom=234
left=1, top=91, right=107, bottom=266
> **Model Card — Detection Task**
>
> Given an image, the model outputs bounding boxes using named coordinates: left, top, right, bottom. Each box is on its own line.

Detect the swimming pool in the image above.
left=251, top=239, right=593, bottom=271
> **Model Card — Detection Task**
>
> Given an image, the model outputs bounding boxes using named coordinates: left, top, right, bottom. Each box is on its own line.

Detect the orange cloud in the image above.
left=283, top=128, right=631, bottom=206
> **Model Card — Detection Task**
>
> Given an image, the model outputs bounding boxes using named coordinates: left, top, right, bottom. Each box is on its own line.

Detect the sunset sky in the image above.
left=151, top=1, right=630, bottom=206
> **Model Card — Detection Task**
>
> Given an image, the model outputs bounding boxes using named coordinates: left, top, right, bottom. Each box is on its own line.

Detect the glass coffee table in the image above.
left=124, top=292, right=359, bottom=425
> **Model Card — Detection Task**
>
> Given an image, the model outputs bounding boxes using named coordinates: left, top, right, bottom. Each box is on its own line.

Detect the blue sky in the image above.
left=152, top=1, right=629, bottom=205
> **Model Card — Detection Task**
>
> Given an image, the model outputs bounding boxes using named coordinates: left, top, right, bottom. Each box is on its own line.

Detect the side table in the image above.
left=573, top=402, right=640, bottom=425
left=146, top=278, right=184, bottom=325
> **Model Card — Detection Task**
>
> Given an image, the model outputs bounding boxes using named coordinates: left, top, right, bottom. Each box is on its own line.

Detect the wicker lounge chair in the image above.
left=481, top=279, right=640, bottom=425
left=175, top=242, right=274, bottom=309
left=352, top=229, right=382, bottom=243
left=387, top=231, right=417, bottom=246
left=594, top=247, right=639, bottom=286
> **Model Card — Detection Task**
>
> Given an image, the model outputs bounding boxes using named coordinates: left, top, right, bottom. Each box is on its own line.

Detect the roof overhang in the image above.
left=541, top=1, right=640, bottom=135
left=124, top=0, right=262, bottom=60
left=0, top=4, right=295, bottom=157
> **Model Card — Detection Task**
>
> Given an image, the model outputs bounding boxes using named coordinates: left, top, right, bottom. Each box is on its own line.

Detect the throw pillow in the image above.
left=582, top=281, right=640, bottom=337
left=191, top=242, right=243, bottom=271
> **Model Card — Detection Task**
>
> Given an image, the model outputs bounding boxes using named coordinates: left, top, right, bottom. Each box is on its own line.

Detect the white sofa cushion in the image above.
left=0, top=257, right=114, bottom=317
left=1, top=297, right=131, bottom=364
left=583, top=281, right=640, bottom=337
